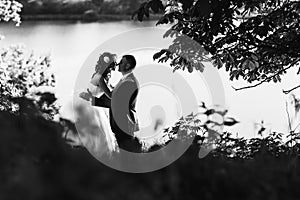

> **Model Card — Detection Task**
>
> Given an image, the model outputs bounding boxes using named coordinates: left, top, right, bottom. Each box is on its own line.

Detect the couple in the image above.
left=79, top=52, right=141, bottom=155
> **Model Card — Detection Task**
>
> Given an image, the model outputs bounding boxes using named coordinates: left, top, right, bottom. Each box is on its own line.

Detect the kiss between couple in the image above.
left=78, top=52, right=141, bottom=156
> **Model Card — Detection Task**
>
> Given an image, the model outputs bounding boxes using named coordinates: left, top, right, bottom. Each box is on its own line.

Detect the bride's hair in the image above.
left=93, top=52, right=116, bottom=79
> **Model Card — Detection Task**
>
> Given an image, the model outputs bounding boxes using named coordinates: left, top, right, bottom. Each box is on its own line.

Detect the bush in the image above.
left=0, top=44, right=59, bottom=119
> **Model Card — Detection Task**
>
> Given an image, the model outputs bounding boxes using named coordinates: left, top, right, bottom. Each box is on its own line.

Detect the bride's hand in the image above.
left=108, top=83, right=114, bottom=90
left=79, top=91, right=91, bottom=101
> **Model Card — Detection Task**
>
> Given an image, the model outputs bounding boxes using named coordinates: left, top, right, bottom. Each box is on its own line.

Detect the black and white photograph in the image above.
left=1, top=0, right=300, bottom=199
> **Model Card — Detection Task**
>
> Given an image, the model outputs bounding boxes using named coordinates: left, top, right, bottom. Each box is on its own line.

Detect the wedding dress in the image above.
left=74, top=73, right=119, bottom=158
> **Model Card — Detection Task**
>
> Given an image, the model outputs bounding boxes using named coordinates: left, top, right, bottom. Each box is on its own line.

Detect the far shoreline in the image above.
left=21, top=14, right=162, bottom=22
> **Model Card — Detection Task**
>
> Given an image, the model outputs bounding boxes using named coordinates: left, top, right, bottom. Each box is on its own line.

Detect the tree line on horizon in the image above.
left=17, top=0, right=145, bottom=16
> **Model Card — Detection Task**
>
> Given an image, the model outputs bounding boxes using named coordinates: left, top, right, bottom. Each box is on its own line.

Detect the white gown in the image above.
left=74, top=74, right=119, bottom=158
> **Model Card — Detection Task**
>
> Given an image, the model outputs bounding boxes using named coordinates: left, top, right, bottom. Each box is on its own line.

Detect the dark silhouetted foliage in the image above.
left=2, top=107, right=300, bottom=200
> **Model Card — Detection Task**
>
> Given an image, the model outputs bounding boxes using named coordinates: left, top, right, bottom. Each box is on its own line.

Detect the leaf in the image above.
left=242, top=59, right=257, bottom=70
left=192, top=0, right=212, bottom=18
left=256, top=26, right=269, bottom=37
left=230, top=70, right=238, bottom=81
left=228, top=53, right=235, bottom=63
left=199, top=102, right=206, bottom=108
left=156, top=15, right=169, bottom=25
left=195, top=62, right=205, bottom=72
left=194, top=119, right=201, bottom=124
left=187, top=65, right=193, bottom=73
left=179, top=0, right=194, bottom=11
left=158, top=56, right=169, bottom=63
left=277, top=75, right=281, bottom=82
left=153, top=49, right=167, bottom=60
left=144, top=7, right=150, bottom=18
left=248, top=60, right=256, bottom=70
left=150, top=0, right=164, bottom=13
left=173, top=65, right=181, bottom=72
left=213, top=57, right=223, bottom=69
left=137, top=9, right=145, bottom=22
left=203, top=109, right=215, bottom=116
left=224, top=118, right=239, bottom=126
left=251, top=53, right=259, bottom=61
left=225, top=61, right=231, bottom=72
left=211, top=11, right=222, bottom=35
left=163, top=28, right=180, bottom=38
left=37, top=92, right=57, bottom=106
left=132, top=2, right=148, bottom=21
left=187, top=112, right=194, bottom=117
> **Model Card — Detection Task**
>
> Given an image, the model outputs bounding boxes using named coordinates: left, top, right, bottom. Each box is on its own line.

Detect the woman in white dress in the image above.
left=75, top=52, right=119, bottom=158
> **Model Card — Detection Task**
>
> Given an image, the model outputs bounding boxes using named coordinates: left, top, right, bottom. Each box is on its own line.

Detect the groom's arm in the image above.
left=94, top=93, right=111, bottom=108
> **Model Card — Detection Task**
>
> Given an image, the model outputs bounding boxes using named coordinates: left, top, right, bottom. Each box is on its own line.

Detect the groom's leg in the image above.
left=120, top=137, right=142, bottom=153
left=109, top=106, right=142, bottom=153
left=109, top=110, right=141, bottom=153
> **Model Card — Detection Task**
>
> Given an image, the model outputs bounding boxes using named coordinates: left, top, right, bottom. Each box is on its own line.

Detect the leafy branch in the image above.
left=232, top=58, right=300, bottom=91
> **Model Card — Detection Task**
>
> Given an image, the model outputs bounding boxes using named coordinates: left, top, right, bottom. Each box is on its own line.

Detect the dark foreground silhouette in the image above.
left=1, top=109, right=300, bottom=200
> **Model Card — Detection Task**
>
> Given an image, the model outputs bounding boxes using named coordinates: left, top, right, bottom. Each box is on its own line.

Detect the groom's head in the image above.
left=118, top=55, right=136, bottom=74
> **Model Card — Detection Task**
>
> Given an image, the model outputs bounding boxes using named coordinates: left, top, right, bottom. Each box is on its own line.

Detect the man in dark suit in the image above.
left=94, top=55, right=141, bottom=152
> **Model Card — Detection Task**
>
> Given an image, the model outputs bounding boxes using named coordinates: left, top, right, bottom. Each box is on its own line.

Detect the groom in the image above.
left=94, top=55, right=141, bottom=152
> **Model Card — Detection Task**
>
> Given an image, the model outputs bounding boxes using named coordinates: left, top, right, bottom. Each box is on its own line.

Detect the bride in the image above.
left=74, top=52, right=119, bottom=158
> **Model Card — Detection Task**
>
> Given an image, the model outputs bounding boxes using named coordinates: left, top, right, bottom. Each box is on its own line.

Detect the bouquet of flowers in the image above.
left=80, top=52, right=117, bottom=101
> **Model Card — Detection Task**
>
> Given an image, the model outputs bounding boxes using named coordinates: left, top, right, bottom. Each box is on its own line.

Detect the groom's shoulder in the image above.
left=121, top=76, right=138, bottom=90
left=124, top=73, right=137, bottom=83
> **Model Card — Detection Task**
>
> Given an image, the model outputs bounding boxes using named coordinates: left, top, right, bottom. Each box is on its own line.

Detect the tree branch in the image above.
left=283, top=84, right=300, bottom=94
left=232, top=58, right=300, bottom=91
left=286, top=101, right=292, bottom=132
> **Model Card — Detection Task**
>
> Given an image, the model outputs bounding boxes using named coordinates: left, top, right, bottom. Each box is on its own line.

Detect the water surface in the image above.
left=1, top=20, right=299, bottom=138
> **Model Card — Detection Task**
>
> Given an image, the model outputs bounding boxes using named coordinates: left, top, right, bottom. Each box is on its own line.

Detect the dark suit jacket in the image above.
left=110, top=73, right=139, bottom=137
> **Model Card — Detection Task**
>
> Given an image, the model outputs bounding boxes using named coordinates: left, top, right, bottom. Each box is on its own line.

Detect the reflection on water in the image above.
left=0, top=20, right=299, bottom=138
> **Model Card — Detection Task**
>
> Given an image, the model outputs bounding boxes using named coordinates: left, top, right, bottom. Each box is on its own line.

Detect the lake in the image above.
left=1, top=20, right=299, bottom=139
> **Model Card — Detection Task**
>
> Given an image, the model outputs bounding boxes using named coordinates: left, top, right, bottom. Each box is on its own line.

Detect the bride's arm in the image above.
left=99, top=76, right=112, bottom=99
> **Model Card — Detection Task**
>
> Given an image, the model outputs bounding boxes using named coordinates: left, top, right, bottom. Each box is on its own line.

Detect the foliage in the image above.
left=2, top=109, right=300, bottom=200
left=17, top=0, right=144, bottom=16
left=132, top=0, right=164, bottom=20
left=0, top=44, right=59, bottom=119
left=0, top=1, right=59, bottom=119
left=17, top=0, right=89, bottom=15
left=0, top=0, right=22, bottom=25
left=158, top=99, right=300, bottom=161
left=146, top=99, right=300, bottom=161
left=134, top=0, right=300, bottom=90
left=151, top=102, right=239, bottom=155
